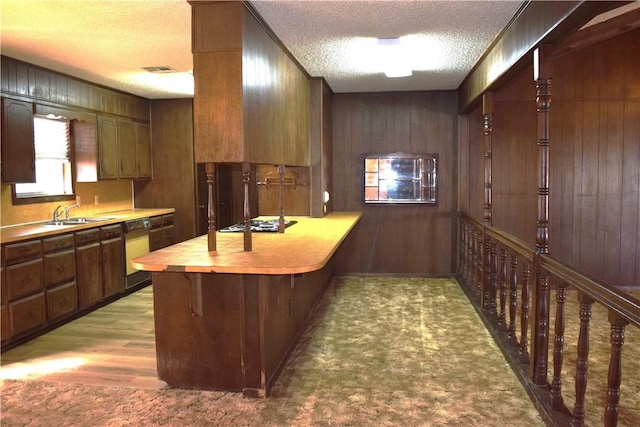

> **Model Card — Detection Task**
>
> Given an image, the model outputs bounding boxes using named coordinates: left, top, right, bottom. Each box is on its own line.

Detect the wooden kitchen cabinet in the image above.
left=135, top=122, right=152, bottom=179
left=97, top=115, right=119, bottom=179
left=3, top=238, right=45, bottom=337
left=149, top=214, right=175, bottom=251
left=101, top=224, right=125, bottom=298
left=118, top=118, right=137, bottom=178
left=1, top=97, right=35, bottom=183
left=42, top=234, right=77, bottom=321
left=75, top=228, right=103, bottom=309
left=1, top=266, right=10, bottom=342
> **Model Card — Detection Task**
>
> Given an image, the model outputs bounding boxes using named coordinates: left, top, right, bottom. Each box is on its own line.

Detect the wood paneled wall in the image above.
left=332, top=92, right=458, bottom=275
left=134, top=99, right=197, bottom=243
left=492, top=67, right=538, bottom=246
left=463, top=29, right=640, bottom=288
left=550, top=29, right=640, bottom=288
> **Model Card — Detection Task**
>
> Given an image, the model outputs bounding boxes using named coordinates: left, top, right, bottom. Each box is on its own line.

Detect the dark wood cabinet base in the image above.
left=152, top=264, right=331, bottom=397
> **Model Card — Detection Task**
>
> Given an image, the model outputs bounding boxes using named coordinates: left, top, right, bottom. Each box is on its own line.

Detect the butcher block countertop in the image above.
left=132, top=211, right=362, bottom=275
left=0, top=208, right=175, bottom=244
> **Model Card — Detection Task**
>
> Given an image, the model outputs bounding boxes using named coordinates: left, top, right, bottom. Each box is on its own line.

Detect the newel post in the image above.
left=482, top=92, right=494, bottom=310
left=530, top=45, right=553, bottom=385
left=206, top=162, right=217, bottom=252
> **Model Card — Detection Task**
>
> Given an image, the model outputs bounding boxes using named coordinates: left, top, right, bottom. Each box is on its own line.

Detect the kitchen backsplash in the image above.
left=1, top=180, right=134, bottom=226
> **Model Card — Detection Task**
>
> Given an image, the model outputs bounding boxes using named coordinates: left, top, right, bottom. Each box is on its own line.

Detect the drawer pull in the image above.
left=56, top=266, right=66, bottom=274
left=21, top=275, right=33, bottom=285
left=58, top=297, right=69, bottom=308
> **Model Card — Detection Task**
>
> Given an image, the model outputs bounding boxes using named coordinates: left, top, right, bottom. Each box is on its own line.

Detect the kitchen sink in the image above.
left=42, top=217, right=115, bottom=226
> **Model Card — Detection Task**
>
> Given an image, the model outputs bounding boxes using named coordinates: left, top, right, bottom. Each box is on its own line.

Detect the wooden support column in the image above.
left=242, top=161, right=252, bottom=252
left=205, top=163, right=217, bottom=252
left=483, top=92, right=494, bottom=226
left=531, top=44, right=553, bottom=385
left=278, top=164, right=285, bottom=233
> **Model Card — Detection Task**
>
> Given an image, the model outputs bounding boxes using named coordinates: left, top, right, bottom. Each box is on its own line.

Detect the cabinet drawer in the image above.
left=43, top=234, right=74, bottom=253
left=4, top=240, right=42, bottom=264
left=101, top=224, right=123, bottom=239
left=6, top=258, right=44, bottom=301
left=46, top=282, right=78, bottom=321
left=1, top=304, right=10, bottom=341
left=9, top=292, right=46, bottom=336
left=44, top=249, right=76, bottom=287
left=149, top=216, right=164, bottom=229
left=75, top=228, right=101, bottom=245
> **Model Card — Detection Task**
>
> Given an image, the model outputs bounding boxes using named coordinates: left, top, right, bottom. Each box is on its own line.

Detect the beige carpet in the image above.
left=1, top=277, right=546, bottom=426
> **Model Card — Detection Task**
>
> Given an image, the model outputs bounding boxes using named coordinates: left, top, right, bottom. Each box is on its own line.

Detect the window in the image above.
left=364, top=152, right=438, bottom=205
left=13, top=115, right=75, bottom=202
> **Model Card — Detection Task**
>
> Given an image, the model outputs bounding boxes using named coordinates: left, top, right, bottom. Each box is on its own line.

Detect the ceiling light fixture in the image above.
left=377, top=37, right=412, bottom=78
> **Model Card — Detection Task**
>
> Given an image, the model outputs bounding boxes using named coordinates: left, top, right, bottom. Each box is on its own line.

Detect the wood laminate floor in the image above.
left=0, top=286, right=165, bottom=389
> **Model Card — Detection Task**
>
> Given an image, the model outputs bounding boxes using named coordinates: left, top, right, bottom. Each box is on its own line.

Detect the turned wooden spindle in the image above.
left=490, top=240, right=498, bottom=319
left=551, top=283, right=567, bottom=409
left=205, top=162, right=216, bottom=252
left=508, top=254, right=518, bottom=345
left=498, top=247, right=507, bottom=330
left=242, top=162, right=252, bottom=252
left=572, top=293, right=593, bottom=427
left=604, top=312, right=628, bottom=427
left=278, top=164, right=285, bottom=233
left=519, top=262, right=531, bottom=364
left=483, top=236, right=491, bottom=311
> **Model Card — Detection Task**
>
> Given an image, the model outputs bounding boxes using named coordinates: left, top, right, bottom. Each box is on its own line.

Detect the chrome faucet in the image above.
left=64, top=204, right=80, bottom=220
left=53, top=205, right=64, bottom=222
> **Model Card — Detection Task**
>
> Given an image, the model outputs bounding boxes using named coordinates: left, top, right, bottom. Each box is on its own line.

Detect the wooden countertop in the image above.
left=132, top=211, right=362, bottom=275
left=0, top=208, right=175, bottom=244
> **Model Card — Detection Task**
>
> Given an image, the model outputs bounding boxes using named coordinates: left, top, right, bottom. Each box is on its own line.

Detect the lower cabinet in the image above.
left=101, top=225, right=125, bottom=298
left=1, top=222, right=126, bottom=349
left=75, top=229, right=103, bottom=309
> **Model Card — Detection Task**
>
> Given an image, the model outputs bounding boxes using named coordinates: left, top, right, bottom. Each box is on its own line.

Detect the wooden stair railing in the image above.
left=459, top=213, right=640, bottom=427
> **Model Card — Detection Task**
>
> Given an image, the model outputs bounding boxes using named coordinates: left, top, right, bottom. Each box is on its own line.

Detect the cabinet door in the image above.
left=1, top=97, right=35, bottom=183
left=135, top=122, right=152, bottom=179
left=76, top=242, right=103, bottom=309
left=102, top=237, right=125, bottom=298
left=118, top=119, right=137, bottom=178
left=97, top=115, right=119, bottom=179
left=44, top=249, right=76, bottom=287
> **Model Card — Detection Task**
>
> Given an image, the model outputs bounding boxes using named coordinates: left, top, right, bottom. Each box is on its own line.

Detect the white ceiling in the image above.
left=1, top=0, right=634, bottom=100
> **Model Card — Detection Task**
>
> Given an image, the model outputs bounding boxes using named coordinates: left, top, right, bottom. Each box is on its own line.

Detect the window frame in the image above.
left=362, top=152, right=438, bottom=206
left=11, top=114, right=76, bottom=205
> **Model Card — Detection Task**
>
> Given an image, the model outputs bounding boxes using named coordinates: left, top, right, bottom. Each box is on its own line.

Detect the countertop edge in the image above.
left=133, top=212, right=362, bottom=276
left=0, top=208, right=176, bottom=244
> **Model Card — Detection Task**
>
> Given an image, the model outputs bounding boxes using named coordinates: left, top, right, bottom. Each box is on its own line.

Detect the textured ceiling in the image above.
left=1, top=1, right=635, bottom=99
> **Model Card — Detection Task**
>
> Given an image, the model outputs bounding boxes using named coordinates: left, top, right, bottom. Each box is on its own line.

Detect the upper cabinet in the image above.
left=97, top=115, right=152, bottom=180
left=97, top=115, right=119, bottom=180
left=190, top=1, right=310, bottom=166
left=1, top=97, right=35, bottom=183
left=118, top=119, right=137, bottom=179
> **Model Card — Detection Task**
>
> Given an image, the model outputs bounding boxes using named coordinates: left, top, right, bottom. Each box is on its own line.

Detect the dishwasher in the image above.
left=124, top=217, right=151, bottom=289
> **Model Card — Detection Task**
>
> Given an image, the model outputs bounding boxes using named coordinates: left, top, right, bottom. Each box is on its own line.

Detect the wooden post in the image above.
left=531, top=44, right=553, bottom=385
left=483, top=92, right=494, bottom=227
left=205, top=162, right=216, bottom=252
left=242, top=161, right=252, bottom=252
left=278, top=164, right=285, bottom=233
left=604, top=312, right=628, bottom=427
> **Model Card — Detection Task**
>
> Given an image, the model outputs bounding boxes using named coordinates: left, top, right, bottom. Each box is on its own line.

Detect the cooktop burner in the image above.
left=219, top=218, right=297, bottom=233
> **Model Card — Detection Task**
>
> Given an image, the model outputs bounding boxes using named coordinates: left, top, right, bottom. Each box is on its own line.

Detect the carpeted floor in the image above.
left=2, top=277, right=547, bottom=426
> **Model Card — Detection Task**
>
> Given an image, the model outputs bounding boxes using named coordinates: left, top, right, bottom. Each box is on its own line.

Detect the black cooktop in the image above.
left=219, top=218, right=296, bottom=233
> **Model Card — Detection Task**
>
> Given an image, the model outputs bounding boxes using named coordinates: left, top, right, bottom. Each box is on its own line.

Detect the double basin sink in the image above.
left=42, top=217, right=115, bottom=226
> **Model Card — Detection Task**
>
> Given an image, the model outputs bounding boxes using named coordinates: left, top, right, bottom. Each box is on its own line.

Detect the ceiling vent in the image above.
left=142, top=66, right=177, bottom=74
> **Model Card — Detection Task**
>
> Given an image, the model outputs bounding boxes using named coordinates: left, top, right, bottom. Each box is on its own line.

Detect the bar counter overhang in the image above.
left=132, top=212, right=361, bottom=397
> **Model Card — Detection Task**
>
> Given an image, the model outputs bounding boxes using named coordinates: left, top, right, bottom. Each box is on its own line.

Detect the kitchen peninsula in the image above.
left=132, top=211, right=361, bottom=397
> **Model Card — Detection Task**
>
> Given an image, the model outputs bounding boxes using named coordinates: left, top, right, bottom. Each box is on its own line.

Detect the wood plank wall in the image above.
left=332, top=91, right=458, bottom=275
left=551, top=29, right=640, bottom=288
left=134, top=99, right=197, bottom=243
left=464, top=29, right=640, bottom=289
